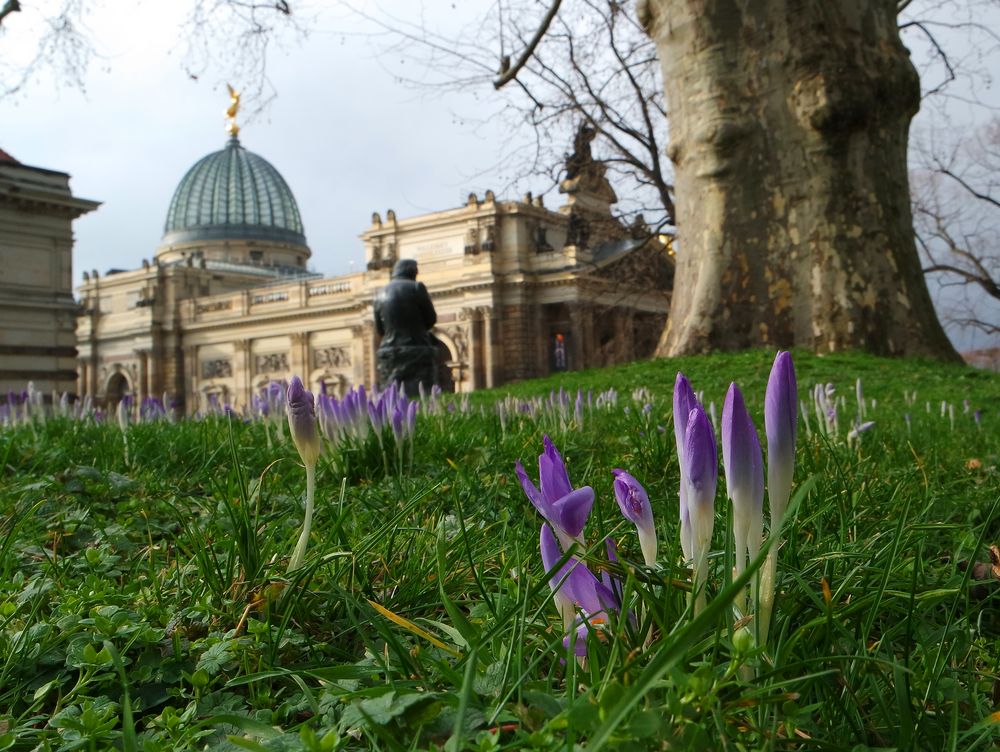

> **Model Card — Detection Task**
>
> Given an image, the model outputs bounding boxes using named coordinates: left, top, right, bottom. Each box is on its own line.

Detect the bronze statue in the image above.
left=374, top=259, right=438, bottom=394
left=225, top=84, right=240, bottom=138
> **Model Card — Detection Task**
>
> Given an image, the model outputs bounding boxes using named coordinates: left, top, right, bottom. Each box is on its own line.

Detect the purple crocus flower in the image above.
left=722, top=384, right=764, bottom=581
left=540, top=524, right=619, bottom=631
left=673, top=373, right=697, bottom=561
left=368, top=397, right=386, bottom=433
left=683, top=405, right=717, bottom=614
left=516, top=435, right=594, bottom=548
left=316, top=394, right=340, bottom=447
left=764, top=351, right=797, bottom=534
left=405, top=399, right=418, bottom=437
left=287, top=376, right=320, bottom=468
left=267, top=381, right=286, bottom=417
left=391, top=405, right=405, bottom=443
left=612, top=469, right=657, bottom=567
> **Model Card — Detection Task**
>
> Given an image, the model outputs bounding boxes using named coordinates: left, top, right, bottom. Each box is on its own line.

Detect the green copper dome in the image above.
left=162, top=136, right=306, bottom=247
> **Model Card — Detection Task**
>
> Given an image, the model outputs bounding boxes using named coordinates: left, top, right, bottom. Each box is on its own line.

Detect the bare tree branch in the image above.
left=493, top=0, right=562, bottom=89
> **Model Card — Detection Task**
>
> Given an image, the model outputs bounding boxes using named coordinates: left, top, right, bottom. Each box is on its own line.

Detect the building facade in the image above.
left=1, top=149, right=99, bottom=398
left=76, top=129, right=673, bottom=414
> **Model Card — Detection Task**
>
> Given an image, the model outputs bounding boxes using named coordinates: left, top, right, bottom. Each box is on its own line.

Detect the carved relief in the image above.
left=201, top=359, right=232, bottom=379
left=255, top=353, right=289, bottom=374
left=441, top=326, right=469, bottom=362
left=314, top=346, right=351, bottom=369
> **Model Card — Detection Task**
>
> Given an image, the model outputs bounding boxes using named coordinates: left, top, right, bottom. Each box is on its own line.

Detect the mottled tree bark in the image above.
left=640, top=0, right=958, bottom=359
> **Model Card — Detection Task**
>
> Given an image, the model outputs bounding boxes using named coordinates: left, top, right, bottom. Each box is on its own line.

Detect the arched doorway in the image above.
left=105, top=372, right=130, bottom=410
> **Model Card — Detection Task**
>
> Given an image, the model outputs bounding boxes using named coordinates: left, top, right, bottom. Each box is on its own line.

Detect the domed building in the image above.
left=158, top=135, right=310, bottom=269
left=77, top=110, right=673, bottom=414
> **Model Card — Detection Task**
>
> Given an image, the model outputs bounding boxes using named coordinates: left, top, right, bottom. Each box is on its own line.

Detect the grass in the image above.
left=0, top=349, right=998, bottom=750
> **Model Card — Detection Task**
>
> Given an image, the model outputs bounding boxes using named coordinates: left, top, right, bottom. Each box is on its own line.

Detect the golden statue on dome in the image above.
left=225, top=84, right=240, bottom=138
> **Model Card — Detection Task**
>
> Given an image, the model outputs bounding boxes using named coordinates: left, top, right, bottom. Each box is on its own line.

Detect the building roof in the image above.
left=0, top=148, right=19, bottom=163
left=162, top=136, right=307, bottom=248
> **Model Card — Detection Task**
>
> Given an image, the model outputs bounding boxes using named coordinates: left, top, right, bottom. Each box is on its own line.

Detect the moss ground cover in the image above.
left=1, top=350, right=998, bottom=750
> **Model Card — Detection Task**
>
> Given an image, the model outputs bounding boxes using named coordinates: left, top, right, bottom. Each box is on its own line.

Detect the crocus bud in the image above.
left=722, top=384, right=764, bottom=580
left=287, top=376, right=321, bottom=468
left=764, top=351, right=797, bottom=534
left=116, top=398, right=129, bottom=432
left=683, top=405, right=717, bottom=613
left=612, top=469, right=657, bottom=567
left=673, top=373, right=697, bottom=561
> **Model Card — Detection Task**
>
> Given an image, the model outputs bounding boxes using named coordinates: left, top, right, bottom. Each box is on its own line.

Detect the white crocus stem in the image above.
left=637, top=527, right=658, bottom=569
left=758, top=551, right=778, bottom=645
left=288, top=460, right=316, bottom=573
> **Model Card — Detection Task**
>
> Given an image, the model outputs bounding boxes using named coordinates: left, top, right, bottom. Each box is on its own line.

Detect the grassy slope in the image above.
left=1, top=350, right=998, bottom=750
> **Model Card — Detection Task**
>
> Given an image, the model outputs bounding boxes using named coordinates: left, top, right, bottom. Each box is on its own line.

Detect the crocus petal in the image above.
left=722, top=383, right=764, bottom=578
left=539, top=434, right=573, bottom=503
left=765, top=351, right=798, bottom=530
left=516, top=459, right=550, bottom=518
left=287, top=376, right=320, bottom=467
left=673, top=373, right=697, bottom=463
left=561, top=559, right=608, bottom=617
left=391, top=406, right=405, bottom=441
left=540, top=522, right=564, bottom=578
left=684, top=405, right=717, bottom=608
left=551, top=486, right=595, bottom=541
left=564, top=622, right=591, bottom=657
left=684, top=407, right=718, bottom=504
left=722, top=384, right=764, bottom=510
left=673, top=373, right=697, bottom=561
left=541, top=523, right=595, bottom=629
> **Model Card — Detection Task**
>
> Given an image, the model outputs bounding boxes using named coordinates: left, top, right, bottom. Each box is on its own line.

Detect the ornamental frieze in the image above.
left=254, top=353, right=289, bottom=374
left=314, top=346, right=351, bottom=369
left=201, top=359, right=232, bottom=379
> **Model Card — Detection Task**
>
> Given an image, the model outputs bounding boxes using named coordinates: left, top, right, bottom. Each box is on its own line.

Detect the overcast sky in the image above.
left=1, top=3, right=519, bottom=281
left=2, top=1, right=995, bottom=352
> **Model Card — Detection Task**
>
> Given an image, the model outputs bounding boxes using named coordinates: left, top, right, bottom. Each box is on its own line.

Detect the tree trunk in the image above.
left=639, top=0, right=959, bottom=360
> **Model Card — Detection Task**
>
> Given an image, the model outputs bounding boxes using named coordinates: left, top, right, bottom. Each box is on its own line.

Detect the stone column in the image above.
left=184, top=346, right=198, bottom=415
left=361, top=318, right=378, bottom=388
left=234, top=339, right=252, bottom=409
left=146, top=349, right=157, bottom=399
left=78, top=360, right=89, bottom=399
left=479, top=306, right=496, bottom=388
left=290, top=333, right=309, bottom=383
left=135, top=350, right=149, bottom=404
left=569, top=303, right=589, bottom=371
left=350, top=326, right=365, bottom=387
left=459, top=307, right=479, bottom=390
